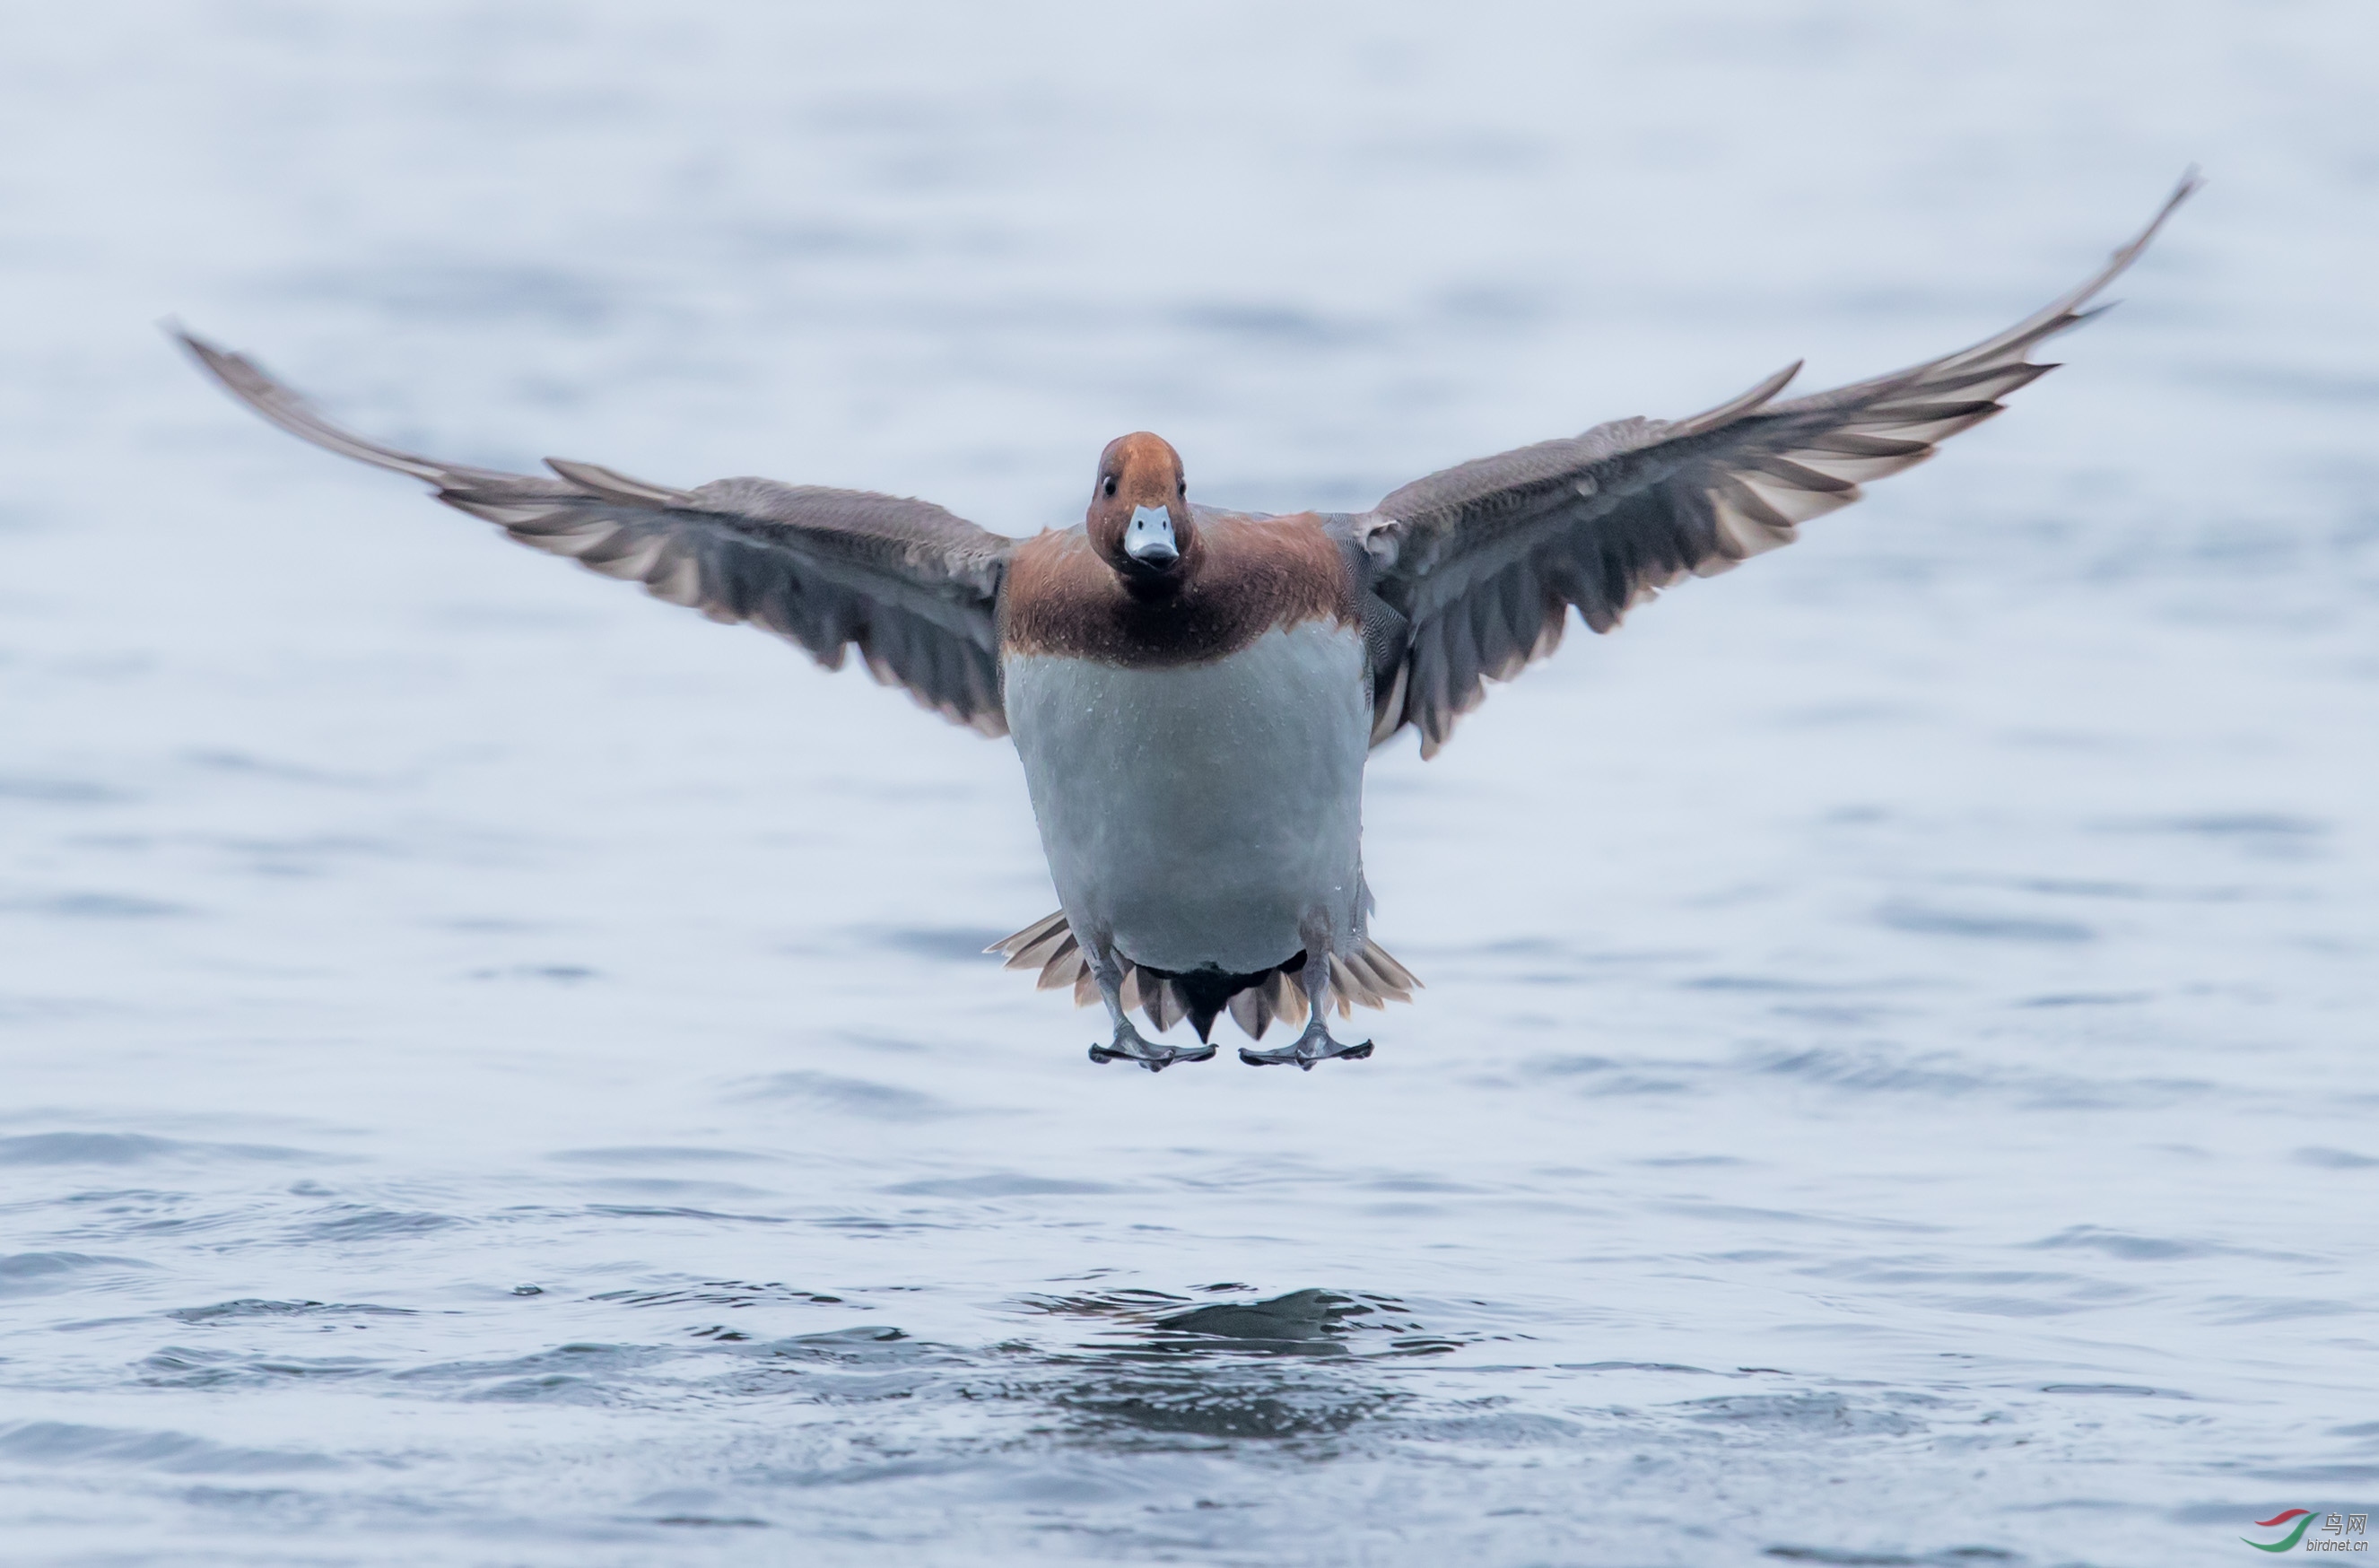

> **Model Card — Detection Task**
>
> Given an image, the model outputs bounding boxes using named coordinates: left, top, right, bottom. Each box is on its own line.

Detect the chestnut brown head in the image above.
left=1085, top=431, right=1196, bottom=592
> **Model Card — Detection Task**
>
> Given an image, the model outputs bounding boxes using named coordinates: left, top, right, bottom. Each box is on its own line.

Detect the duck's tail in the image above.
left=986, top=910, right=1421, bottom=1043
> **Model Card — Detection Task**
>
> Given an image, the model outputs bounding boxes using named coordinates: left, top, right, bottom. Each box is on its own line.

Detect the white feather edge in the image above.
left=986, top=911, right=1419, bottom=1041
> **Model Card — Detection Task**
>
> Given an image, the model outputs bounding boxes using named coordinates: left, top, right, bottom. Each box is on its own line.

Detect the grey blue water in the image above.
left=4, top=4, right=2375, bottom=1563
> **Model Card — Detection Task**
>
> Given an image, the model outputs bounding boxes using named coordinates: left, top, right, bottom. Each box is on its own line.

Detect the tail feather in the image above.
left=987, top=911, right=1420, bottom=1041
left=1036, top=941, right=1084, bottom=991
left=1227, top=982, right=1273, bottom=1041
left=1146, top=979, right=1187, bottom=1034
left=1268, top=967, right=1309, bottom=1030
left=1361, top=941, right=1421, bottom=994
left=1019, top=930, right=1074, bottom=971
left=1342, top=945, right=1413, bottom=1006
left=1328, top=954, right=1366, bottom=1016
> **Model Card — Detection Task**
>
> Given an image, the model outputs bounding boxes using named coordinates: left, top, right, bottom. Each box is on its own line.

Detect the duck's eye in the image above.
left=1102, top=475, right=1117, bottom=498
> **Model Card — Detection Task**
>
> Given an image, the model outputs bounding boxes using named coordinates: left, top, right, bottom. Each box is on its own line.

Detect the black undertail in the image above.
left=1136, top=956, right=1303, bottom=1044
left=986, top=912, right=1422, bottom=1042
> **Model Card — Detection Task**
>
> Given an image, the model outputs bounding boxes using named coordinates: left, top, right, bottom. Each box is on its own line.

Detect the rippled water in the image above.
left=4, top=4, right=2376, bottom=1564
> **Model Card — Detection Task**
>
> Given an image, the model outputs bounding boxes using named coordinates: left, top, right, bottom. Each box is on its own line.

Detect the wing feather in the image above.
left=1360, top=174, right=2198, bottom=755
left=178, top=332, right=1013, bottom=736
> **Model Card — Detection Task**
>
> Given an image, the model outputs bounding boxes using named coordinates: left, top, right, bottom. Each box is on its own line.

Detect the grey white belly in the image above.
left=1003, top=621, right=1370, bottom=974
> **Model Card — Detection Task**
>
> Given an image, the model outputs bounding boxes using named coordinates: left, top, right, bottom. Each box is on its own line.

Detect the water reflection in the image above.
left=1021, top=1288, right=1472, bottom=1442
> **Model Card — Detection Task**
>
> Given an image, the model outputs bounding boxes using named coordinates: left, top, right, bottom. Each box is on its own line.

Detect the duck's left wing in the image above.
left=1352, top=174, right=2198, bottom=756
left=178, top=331, right=1014, bottom=736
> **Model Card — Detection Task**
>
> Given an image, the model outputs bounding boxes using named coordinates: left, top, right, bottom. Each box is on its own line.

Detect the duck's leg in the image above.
left=1083, top=934, right=1216, bottom=1072
left=1238, top=943, right=1373, bottom=1070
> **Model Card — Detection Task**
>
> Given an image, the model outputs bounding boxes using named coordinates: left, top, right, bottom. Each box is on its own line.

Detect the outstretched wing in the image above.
left=178, top=332, right=1015, bottom=736
left=1357, top=173, right=2200, bottom=756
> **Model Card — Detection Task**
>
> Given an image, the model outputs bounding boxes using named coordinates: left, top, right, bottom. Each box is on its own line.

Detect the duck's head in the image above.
left=1086, top=431, right=1196, bottom=597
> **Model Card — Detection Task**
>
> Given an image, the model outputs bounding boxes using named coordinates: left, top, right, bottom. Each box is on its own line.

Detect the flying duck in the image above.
left=179, top=176, right=2195, bottom=1072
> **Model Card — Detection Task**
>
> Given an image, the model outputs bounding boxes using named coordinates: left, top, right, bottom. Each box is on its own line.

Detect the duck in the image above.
left=178, top=176, right=2195, bottom=1072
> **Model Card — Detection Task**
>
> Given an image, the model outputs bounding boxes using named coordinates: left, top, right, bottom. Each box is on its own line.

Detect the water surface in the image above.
left=3, top=4, right=2376, bottom=1564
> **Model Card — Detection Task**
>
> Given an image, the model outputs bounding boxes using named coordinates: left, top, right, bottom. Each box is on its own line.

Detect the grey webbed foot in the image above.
left=1237, top=1022, right=1373, bottom=1070
left=1089, top=1023, right=1217, bottom=1073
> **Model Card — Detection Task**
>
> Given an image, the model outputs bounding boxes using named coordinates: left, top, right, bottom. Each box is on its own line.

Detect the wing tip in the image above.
left=2002, top=168, right=2205, bottom=351
left=2097, top=165, right=2203, bottom=283
left=166, top=321, right=256, bottom=391
left=161, top=317, right=214, bottom=359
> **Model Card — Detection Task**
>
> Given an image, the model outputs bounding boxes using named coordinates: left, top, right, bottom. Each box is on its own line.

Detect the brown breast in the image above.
left=1000, top=513, right=1360, bottom=668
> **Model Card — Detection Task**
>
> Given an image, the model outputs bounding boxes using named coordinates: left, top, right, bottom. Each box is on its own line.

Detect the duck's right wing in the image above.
left=179, top=331, right=1015, bottom=736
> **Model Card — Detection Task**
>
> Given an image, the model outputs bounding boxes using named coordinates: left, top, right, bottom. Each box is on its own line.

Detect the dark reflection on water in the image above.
left=1058, top=1372, right=1393, bottom=1441
left=1040, top=1290, right=1440, bottom=1440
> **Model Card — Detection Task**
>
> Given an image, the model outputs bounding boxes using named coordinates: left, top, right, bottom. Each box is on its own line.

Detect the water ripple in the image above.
left=0, top=1422, right=343, bottom=1476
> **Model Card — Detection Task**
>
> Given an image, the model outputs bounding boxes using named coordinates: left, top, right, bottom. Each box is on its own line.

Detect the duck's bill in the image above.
left=1125, top=505, right=1178, bottom=566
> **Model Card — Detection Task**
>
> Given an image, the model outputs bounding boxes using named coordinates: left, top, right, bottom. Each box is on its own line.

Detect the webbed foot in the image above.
left=1089, top=1024, right=1217, bottom=1073
left=1237, top=1024, right=1373, bottom=1071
